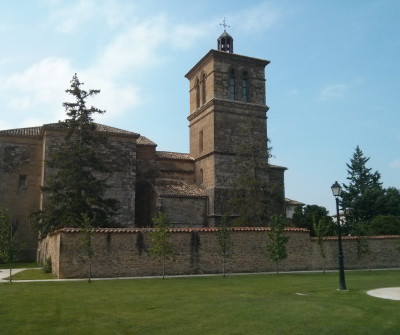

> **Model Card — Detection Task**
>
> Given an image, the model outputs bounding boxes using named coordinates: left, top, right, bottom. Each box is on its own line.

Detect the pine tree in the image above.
left=31, top=74, right=119, bottom=234
left=341, top=146, right=383, bottom=233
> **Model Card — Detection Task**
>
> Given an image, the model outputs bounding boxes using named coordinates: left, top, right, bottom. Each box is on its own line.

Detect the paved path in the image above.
left=367, top=287, right=400, bottom=301
left=0, top=268, right=29, bottom=281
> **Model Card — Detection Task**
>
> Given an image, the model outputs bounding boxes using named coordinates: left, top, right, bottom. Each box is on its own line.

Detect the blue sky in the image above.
left=1, top=0, right=399, bottom=214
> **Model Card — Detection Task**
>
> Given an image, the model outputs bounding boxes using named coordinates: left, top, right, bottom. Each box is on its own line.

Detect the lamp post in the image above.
left=331, top=181, right=347, bottom=290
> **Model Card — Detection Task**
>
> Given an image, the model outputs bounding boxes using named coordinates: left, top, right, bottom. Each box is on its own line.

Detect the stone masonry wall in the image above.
left=38, top=228, right=400, bottom=279
left=161, top=197, right=207, bottom=227
left=0, top=136, right=43, bottom=260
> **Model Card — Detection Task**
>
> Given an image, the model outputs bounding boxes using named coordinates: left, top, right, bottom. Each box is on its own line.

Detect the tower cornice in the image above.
left=185, top=49, right=270, bottom=80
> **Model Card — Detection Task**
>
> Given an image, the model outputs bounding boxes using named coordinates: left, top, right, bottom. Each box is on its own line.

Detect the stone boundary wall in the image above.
left=37, top=227, right=400, bottom=279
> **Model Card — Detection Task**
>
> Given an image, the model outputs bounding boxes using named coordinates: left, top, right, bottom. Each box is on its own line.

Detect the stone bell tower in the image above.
left=185, top=27, right=284, bottom=225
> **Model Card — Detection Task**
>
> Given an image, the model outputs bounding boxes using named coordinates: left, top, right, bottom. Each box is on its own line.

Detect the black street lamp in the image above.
left=331, top=181, right=347, bottom=290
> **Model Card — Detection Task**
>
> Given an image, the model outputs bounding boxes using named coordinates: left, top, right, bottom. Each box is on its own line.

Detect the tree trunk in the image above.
left=162, top=254, right=165, bottom=279
left=88, top=257, right=92, bottom=283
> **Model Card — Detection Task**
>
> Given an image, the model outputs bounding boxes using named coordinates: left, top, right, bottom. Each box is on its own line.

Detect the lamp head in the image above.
left=331, top=181, right=342, bottom=197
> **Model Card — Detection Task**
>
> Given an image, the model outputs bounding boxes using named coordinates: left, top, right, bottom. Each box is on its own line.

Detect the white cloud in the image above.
left=47, top=0, right=133, bottom=33
left=389, top=159, right=400, bottom=169
left=96, top=14, right=169, bottom=76
left=78, top=72, right=141, bottom=121
left=319, top=84, right=348, bottom=100
left=230, top=2, right=282, bottom=33
left=1, top=57, right=73, bottom=126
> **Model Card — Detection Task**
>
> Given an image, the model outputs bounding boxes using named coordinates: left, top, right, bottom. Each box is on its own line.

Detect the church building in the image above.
left=0, top=30, right=286, bottom=260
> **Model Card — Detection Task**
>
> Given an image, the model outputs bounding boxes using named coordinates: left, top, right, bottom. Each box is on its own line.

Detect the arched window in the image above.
left=230, top=69, right=235, bottom=100
left=242, top=72, right=248, bottom=102
left=199, top=168, right=203, bottom=184
left=201, top=72, right=206, bottom=105
left=195, top=78, right=200, bottom=108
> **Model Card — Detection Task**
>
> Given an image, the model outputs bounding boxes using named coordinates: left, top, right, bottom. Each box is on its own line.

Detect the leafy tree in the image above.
left=266, top=215, right=289, bottom=274
left=291, top=204, right=335, bottom=236
left=341, top=146, right=383, bottom=233
left=0, top=208, right=19, bottom=284
left=227, top=118, right=275, bottom=226
left=31, top=74, right=119, bottom=235
left=80, top=213, right=95, bottom=283
left=376, top=187, right=400, bottom=218
left=150, top=212, right=175, bottom=279
left=216, top=216, right=234, bottom=277
left=353, top=221, right=371, bottom=271
left=368, top=215, right=400, bottom=236
left=313, top=217, right=330, bottom=273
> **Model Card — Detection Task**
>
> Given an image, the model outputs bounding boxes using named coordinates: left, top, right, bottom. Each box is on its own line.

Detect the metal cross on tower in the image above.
left=220, top=17, right=230, bottom=31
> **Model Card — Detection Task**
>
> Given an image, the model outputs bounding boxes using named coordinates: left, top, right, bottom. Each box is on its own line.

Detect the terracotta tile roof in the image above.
left=0, top=123, right=139, bottom=138
left=153, top=179, right=207, bottom=198
left=54, top=226, right=310, bottom=234
left=0, top=126, right=42, bottom=137
left=156, top=151, right=194, bottom=161
left=316, top=235, right=400, bottom=241
left=285, top=198, right=304, bottom=206
left=137, top=135, right=157, bottom=146
left=43, top=122, right=139, bottom=137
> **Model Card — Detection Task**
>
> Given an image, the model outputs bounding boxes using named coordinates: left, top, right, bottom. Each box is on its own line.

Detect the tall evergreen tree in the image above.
left=341, top=146, right=383, bottom=233
left=31, top=74, right=119, bottom=234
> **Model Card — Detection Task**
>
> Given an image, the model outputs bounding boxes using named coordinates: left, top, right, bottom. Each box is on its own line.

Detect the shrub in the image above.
left=42, top=257, right=52, bottom=273
left=369, top=215, right=400, bottom=235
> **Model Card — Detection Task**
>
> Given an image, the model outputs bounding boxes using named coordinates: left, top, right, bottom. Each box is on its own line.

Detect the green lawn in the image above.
left=0, top=262, right=39, bottom=269
left=1, top=270, right=399, bottom=334
left=8, top=269, right=56, bottom=280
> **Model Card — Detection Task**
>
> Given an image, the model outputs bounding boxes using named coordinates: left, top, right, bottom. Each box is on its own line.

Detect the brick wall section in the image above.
left=38, top=228, right=400, bottom=279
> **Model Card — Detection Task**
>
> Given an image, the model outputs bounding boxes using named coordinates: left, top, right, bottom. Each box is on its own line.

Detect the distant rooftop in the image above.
left=153, top=179, right=207, bottom=198
left=155, top=151, right=194, bottom=161
left=0, top=122, right=139, bottom=138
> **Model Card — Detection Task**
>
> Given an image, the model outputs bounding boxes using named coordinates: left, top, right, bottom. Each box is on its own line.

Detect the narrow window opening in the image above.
left=230, top=69, right=235, bottom=100
left=201, top=73, right=206, bottom=105
left=18, top=175, right=27, bottom=189
left=195, top=78, right=200, bottom=108
left=199, top=130, right=204, bottom=152
left=199, top=168, right=204, bottom=184
left=242, top=72, right=248, bottom=102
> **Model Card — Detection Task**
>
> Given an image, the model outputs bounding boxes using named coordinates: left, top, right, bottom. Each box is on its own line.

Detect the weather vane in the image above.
left=220, top=17, right=230, bottom=31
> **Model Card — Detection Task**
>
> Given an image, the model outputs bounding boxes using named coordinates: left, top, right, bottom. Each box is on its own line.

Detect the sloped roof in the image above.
left=0, top=122, right=139, bottom=138
left=0, top=126, right=42, bottom=137
left=54, top=226, right=310, bottom=234
left=137, top=135, right=157, bottom=146
left=285, top=198, right=304, bottom=206
left=156, top=151, right=194, bottom=161
left=153, top=179, right=207, bottom=198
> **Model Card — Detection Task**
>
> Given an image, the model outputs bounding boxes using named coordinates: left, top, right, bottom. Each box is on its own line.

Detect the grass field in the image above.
left=1, top=270, right=399, bottom=334
left=0, top=262, right=39, bottom=269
